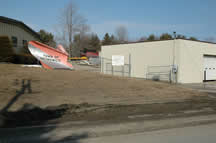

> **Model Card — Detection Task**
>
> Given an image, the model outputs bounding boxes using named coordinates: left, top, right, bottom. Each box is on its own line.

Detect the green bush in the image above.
left=0, top=36, right=38, bottom=64
left=0, top=36, right=15, bottom=62
left=13, top=54, right=38, bottom=64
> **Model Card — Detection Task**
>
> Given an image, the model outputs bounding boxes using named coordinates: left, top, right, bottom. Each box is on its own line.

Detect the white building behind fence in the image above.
left=101, top=39, right=216, bottom=84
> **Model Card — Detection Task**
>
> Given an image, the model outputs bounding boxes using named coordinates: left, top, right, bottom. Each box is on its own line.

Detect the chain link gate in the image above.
left=146, top=65, right=172, bottom=82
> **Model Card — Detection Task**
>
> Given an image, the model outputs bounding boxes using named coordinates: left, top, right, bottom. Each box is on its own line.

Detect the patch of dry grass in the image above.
left=0, top=64, right=206, bottom=111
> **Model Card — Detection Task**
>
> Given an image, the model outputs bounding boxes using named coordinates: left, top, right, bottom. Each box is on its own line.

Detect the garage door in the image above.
left=204, top=56, right=216, bottom=80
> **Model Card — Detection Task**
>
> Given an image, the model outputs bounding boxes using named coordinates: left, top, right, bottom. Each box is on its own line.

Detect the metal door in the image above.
left=204, top=56, right=216, bottom=80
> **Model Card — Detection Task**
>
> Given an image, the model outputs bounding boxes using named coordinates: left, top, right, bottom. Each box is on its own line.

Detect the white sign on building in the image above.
left=112, top=55, right=124, bottom=66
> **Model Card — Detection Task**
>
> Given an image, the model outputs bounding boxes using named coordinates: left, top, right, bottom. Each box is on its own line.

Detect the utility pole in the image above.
left=173, top=31, right=176, bottom=66
left=173, top=31, right=177, bottom=83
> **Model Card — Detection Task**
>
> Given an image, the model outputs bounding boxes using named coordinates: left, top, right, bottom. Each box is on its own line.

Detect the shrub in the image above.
left=13, top=54, right=38, bottom=64
left=0, top=36, right=15, bottom=62
left=0, top=36, right=38, bottom=64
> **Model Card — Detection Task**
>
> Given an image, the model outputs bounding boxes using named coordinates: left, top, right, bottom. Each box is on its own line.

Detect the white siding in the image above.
left=178, top=40, right=216, bottom=83
left=101, top=39, right=216, bottom=83
left=130, top=40, right=175, bottom=78
left=101, top=40, right=175, bottom=78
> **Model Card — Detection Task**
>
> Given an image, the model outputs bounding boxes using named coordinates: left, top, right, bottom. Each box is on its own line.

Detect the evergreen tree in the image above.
left=102, top=33, right=111, bottom=45
left=147, top=34, right=156, bottom=41
left=177, top=34, right=187, bottom=39
left=160, top=33, right=173, bottom=40
left=189, top=37, right=197, bottom=41
left=110, top=35, right=118, bottom=44
left=89, top=34, right=101, bottom=51
left=38, top=29, right=56, bottom=47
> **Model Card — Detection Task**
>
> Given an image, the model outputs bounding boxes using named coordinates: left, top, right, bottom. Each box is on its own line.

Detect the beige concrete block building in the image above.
left=0, top=16, right=40, bottom=54
left=101, top=39, right=216, bottom=83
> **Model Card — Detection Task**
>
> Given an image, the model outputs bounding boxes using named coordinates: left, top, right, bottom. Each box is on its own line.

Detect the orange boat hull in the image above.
left=28, top=41, right=74, bottom=70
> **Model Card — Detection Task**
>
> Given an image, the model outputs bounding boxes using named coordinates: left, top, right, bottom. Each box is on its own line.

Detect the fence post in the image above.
left=129, top=54, right=131, bottom=77
left=169, top=70, right=172, bottom=84
left=122, top=66, right=124, bottom=77
left=112, top=65, right=114, bottom=75
left=101, top=57, right=103, bottom=73
left=106, top=63, right=108, bottom=74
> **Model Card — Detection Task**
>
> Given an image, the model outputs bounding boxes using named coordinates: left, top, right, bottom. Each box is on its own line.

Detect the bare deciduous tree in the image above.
left=115, top=25, right=128, bottom=43
left=57, top=1, right=88, bottom=57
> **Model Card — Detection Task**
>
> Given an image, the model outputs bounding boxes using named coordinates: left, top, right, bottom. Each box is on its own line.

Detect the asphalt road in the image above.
left=1, top=115, right=216, bottom=143
left=79, top=123, right=216, bottom=143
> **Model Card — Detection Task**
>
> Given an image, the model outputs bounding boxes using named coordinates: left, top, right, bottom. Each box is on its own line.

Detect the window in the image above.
left=11, top=36, right=17, bottom=47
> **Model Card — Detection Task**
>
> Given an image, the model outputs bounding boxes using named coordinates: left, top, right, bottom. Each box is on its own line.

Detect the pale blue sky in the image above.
left=0, top=0, right=215, bottom=41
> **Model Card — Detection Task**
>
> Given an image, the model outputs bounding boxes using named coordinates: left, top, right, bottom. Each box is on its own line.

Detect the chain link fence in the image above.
left=101, top=57, right=131, bottom=77
left=146, top=65, right=172, bottom=82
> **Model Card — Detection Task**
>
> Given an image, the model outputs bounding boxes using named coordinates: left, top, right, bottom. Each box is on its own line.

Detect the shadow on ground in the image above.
left=0, top=79, right=89, bottom=143
left=1, top=79, right=216, bottom=142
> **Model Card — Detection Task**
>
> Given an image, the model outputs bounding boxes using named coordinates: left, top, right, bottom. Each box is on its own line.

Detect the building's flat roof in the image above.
left=0, top=16, right=40, bottom=40
left=103, top=38, right=216, bottom=47
left=179, top=38, right=216, bottom=45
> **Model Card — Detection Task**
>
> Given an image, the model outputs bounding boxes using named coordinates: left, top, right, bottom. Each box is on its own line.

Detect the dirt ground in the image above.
left=0, top=63, right=206, bottom=111
left=2, top=96, right=216, bottom=128
left=1, top=63, right=216, bottom=128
